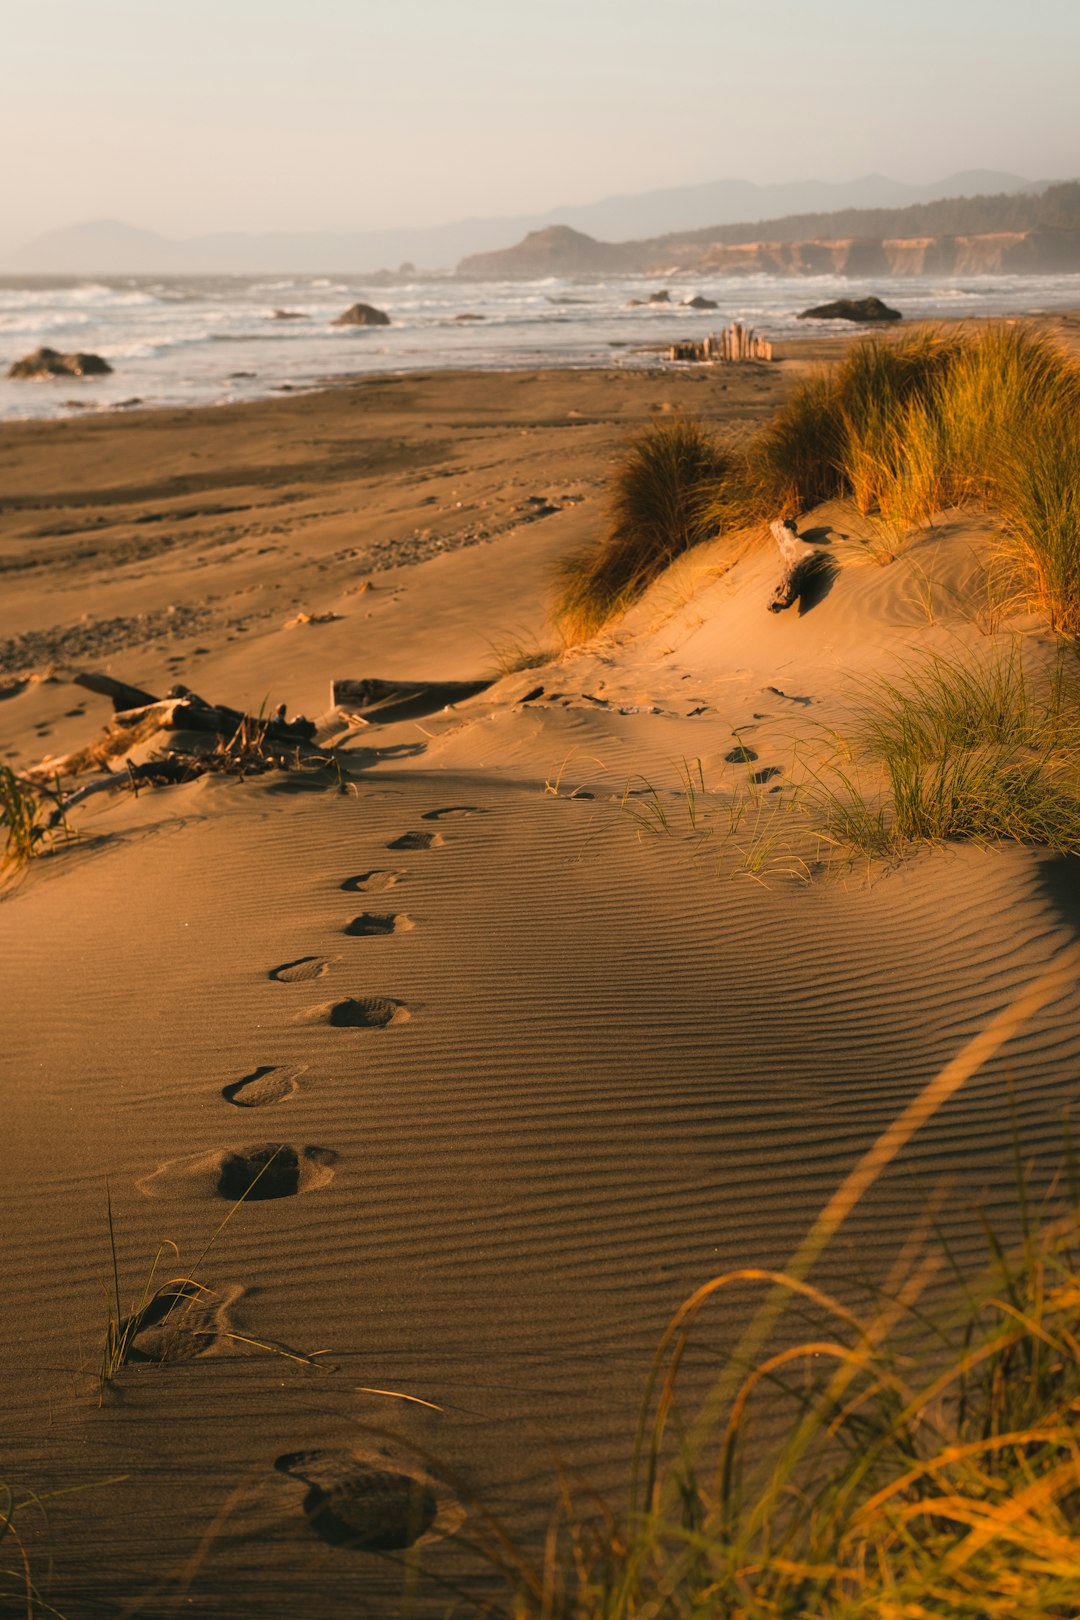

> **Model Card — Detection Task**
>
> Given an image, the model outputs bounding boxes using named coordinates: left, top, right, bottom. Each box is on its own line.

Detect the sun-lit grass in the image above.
left=822, top=647, right=1080, bottom=855
left=568, top=323, right=1080, bottom=641
left=613, top=648, right=1080, bottom=871
left=556, top=418, right=734, bottom=639
left=995, top=412, right=1080, bottom=636
left=478, top=957, right=1080, bottom=1618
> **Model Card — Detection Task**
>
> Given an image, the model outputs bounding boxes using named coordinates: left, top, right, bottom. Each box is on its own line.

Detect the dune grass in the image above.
left=561, top=323, right=1080, bottom=641
left=555, top=418, right=736, bottom=639
left=617, top=648, right=1080, bottom=870
left=740, top=323, right=1080, bottom=622
left=816, top=647, right=1080, bottom=857
left=0, top=768, right=74, bottom=872
left=479, top=955, right=1080, bottom=1618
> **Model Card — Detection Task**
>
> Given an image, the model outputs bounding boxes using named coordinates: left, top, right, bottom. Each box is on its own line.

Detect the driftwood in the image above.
left=768, top=519, right=830, bottom=612
left=69, top=670, right=160, bottom=712
left=46, top=758, right=197, bottom=823
left=28, top=686, right=317, bottom=780
left=331, top=678, right=486, bottom=709
left=331, top=678, right=490, bottom=723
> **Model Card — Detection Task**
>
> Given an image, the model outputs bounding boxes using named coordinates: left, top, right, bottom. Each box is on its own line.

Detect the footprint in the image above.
left=222, top=1065, right=308, bottom=1108
left=274, top=1449, right=439, bottom=1551
left=216, top=1143, right=337, bottom=1202
left=138, top=1143, right=336, bottom=1200
left=268, top=957, right=331, bottom=983
left=387, top=831, right=443, bottom=851
left=420, top=806, right=482, bottom=821
left=724, top=745, right=758, bottom=764
left=340, top=870, right=405, bottom=893
left=295, top=997, right=411, bottom=1029
left=119, top=1280, right=244, bottom=1365
left=764, top=685, right=812, bottom=706
left=751, top=766, right=783, bottom=785
left=343, top=913, right=414, bottom=937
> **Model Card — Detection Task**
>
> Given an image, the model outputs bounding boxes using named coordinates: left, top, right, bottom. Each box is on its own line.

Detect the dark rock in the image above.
left=797, top=296, right=902, bottom=323
left=332, top=302, right=391, bottom=328
left=8, top=346, right=113, bottom=379
left=271, top=308, right=308, bottom=320
left=627, top=289, right=672, bottom=307
left=453, top=312, right=486, bottom=322
left=682, top=295, right=718, bottom=309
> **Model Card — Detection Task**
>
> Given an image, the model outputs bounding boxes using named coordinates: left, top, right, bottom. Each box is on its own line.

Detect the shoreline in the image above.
left=4, top=279, right=1080, bottom=425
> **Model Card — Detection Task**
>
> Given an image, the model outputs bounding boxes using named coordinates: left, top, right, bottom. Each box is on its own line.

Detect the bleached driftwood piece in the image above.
left=27, top=689, right=316, bottom=780
left=768, top=518, right=827, bottom=612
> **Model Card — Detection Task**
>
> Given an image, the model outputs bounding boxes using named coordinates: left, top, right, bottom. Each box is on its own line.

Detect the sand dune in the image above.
left=3, top=347, right=1079, bottom=1615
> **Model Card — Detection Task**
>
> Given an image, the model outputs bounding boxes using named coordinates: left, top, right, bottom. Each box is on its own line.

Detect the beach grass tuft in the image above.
left=0, top=768, right=74, bottom=872
left=823, top=647, right=1080, bottom=856
left=556, top=418, right=732, bottom=639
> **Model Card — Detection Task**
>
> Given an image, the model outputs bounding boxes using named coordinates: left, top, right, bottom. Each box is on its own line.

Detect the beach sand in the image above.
left=2, top=336, right=1079, bottom=1615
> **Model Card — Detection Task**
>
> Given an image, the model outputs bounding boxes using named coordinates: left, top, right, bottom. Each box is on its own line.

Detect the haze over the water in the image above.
left=4, top=0, right=1078, bottom=259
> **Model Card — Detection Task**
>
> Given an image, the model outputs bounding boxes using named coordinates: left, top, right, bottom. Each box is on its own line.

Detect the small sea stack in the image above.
left=8, top=347, right=113, bottom=379
left=798, top=296, right=902, bottom=323
left=332, top=302, right=391, bottom=327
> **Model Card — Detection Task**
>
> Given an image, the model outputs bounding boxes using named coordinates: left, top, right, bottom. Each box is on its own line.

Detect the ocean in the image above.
left=3, top=269, right=1080, bottom=422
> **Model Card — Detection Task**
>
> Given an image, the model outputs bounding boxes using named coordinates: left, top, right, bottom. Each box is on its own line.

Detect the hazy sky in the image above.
left=4, top=0, right=1078, bottom=249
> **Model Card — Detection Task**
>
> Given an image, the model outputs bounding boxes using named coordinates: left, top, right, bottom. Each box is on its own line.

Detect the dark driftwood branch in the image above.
left=62, top=670, right=314, bottom=742
left=768, top=518, right=829, bottom=612
left=331, top=678, right=489, bottom=711
left=70, top=670, right=160, bottom=711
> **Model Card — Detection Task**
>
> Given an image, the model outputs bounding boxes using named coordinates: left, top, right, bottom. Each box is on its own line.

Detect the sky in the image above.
left=3, top=0, right=1078, bottom=252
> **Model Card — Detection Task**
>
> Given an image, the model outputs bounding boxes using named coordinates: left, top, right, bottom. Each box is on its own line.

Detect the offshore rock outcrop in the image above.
left=799, top=296, right=902, bottom=322
left=332, top=302, right=391, bottom=327
left=8, top=347, right=113, bottom=379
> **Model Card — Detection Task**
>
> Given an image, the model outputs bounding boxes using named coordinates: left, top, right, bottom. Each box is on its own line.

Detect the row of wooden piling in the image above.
left=669, top=322, right=774, bottom=364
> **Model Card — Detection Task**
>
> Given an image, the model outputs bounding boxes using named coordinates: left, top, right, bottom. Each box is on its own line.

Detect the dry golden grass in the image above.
left=568, top=324, right=1080, bottom=641
left=555, top=419, right=733, bottom=640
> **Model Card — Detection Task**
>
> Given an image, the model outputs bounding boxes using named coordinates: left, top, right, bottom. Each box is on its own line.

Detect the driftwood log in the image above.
left=69, top=670, right=160, bottom=712
left=768, top=519, right=829, bottom=612
left=331, top=678, right=490, bottom=711
left=28, top=681, right=316, bottom=780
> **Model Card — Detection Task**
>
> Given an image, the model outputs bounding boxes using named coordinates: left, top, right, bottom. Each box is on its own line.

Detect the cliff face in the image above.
left=457, top=225, right=1080, bottom=279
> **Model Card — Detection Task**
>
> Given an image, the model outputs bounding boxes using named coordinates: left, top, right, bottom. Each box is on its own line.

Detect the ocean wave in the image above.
left=2, top=269, right=1079, bottom=423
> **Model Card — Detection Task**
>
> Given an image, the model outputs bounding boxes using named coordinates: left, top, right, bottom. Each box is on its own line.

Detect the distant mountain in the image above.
left=531, top=170, right=1041, bottom=246
left=4, top=171, right=1043, bottom=275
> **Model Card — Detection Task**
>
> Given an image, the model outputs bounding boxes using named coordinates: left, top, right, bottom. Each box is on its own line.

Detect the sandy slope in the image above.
left=2, top=355, right=1079, bottom=1616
